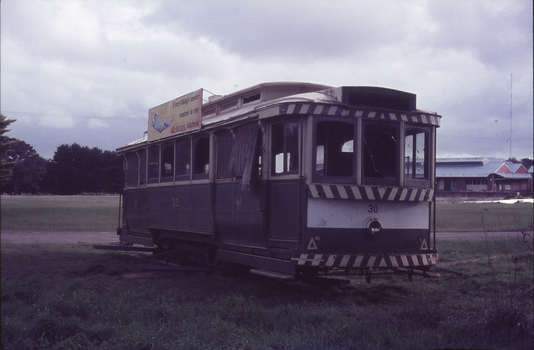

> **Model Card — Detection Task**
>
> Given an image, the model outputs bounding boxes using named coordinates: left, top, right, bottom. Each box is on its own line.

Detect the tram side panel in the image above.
left=215, top=182, right=237, bottom=243
left=172, top=184, right=194, bottom=232
left=233, top=180, right=266, bottom=247
left=157, top=185, right=193, bottom=232
left=120, top=188, right=152, bottom=245
left=152, top=183, right=215, bottom=236
left=267, top=179, right=302, bottom=246
left=190, top=183, right=215, bottom=234
left=123, top=183, right=215, bottom=244
left=216, top=180, right=266, bottom=247
left=146, top=187, right=162, bottom=231
left=122, top=188, right=149, bottom=234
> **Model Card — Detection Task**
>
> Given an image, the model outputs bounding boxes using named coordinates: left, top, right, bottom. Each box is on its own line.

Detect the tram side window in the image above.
left=216, top=123, right=261, bottom=190
left=404, top=127, right=429, bottom=181
left=139, top=149, right=147, bottom=185
left=193, top=136, right=210, bottom=178
left=148, top=146, right=159, bottom=183
left=233, top=123, right=261, bottom=190
left=272, top=122, right=299, bottom=175
left=363, top=121, right=399, bottom=184
left=216, top=130, right=233, bottom=179
left=231, top=123, right=260, bottom=178
left=175, top=138, right=191, bottom=181
left=125, top=152, right=139, bottom=187
left=160, top=143, right=174, bottom=182
left=315, top=121, right=354, bottom=179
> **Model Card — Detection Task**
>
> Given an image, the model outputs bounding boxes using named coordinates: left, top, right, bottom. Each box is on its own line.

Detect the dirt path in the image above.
left=437, top=230, right=531, bottom=240
left=1, top=231, right=119, bottom=244
left=2, top=230, right=530, bottom=245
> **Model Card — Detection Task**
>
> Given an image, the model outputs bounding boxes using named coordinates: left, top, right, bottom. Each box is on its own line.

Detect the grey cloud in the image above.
left=1, top=0, right=532, bottom=160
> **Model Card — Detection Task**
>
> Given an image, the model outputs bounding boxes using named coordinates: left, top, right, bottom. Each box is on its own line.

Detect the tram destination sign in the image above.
left=148, top=89, right=203, bottom=141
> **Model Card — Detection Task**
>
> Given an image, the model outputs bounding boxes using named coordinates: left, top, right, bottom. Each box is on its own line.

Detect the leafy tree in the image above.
left=521, top=158, right=533, bottom=170
left=1, top=114, right=17, bottom=190
left=94, top=149, right=124, bottom=193
left=44, top=143, right=123, bottom=194
left=2, top=139, right=48, bottom=194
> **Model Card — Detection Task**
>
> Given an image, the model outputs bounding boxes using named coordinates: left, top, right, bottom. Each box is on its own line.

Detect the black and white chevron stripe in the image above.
left=292, top=252, right=438, bottom=268
left=279, top=103, right=441, bottom=126
left=308, top=184, right=433, bottom=202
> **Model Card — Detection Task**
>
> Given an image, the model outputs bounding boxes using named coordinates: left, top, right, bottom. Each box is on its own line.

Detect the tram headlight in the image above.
left=364, top=217, right=382, bottom=238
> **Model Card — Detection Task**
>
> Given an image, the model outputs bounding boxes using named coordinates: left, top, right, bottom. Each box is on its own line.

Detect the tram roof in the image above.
left=201, top=81, right=334, bottom=126
left=118, top=82, right=441, bottom=152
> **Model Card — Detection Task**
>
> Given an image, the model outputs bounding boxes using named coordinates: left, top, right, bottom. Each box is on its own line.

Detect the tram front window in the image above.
left=314, top=121, right=354, bottom=181
left=405, top=128, right=428, bottom=179
left=404, top=126, right=430, bottom=186
left=363, top=121, right=399, bottom=185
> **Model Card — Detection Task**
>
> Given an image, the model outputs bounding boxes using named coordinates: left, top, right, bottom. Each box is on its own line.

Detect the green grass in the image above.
left=1, top=239, right=533, bottom=349
left=1, top=196, right=533, bottom=349
left=1, top=195, right=120, bottom=232
left=435, top=201, right=533, bottom=232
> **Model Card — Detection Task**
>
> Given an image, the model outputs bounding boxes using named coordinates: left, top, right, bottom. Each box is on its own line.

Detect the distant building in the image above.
left=435, top=157, right=532, bottom=195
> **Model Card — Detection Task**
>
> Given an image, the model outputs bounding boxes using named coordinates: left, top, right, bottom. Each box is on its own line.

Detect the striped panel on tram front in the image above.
left=308, top=184, right=433, bottom=202
left=278, top=103, right=441, bottom=126
left=291, top=253, right=438, bottom=268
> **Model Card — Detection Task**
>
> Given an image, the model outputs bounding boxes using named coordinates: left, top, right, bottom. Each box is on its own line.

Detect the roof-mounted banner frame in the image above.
left=148, top=89, right=203, bottom=141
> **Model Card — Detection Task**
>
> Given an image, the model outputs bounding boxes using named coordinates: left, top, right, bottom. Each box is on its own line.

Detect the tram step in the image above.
left=250, top=269, right=294, bottom=280
left=93, top=244, right=155, bottom=252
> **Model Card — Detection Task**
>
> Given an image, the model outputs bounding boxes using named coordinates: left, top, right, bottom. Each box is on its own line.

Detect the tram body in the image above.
left=117, top=82, right=441, bottom=279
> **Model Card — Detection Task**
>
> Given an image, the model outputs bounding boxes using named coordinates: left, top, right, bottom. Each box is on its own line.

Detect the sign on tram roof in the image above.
left=147, top=89, right=203, bottom=141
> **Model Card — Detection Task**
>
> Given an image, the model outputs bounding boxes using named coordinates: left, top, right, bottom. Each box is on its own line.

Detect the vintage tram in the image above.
left=117, top=82, right=441, bottom=280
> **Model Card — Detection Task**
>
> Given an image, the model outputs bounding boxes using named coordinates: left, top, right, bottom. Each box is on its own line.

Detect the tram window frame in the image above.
left=192, top=135, right=210, bottom=179
left=216, top=129, right=234, bottom=179
left=362, top=121, right=400, bottom=186
left=125, top=152, right=139, bottom=187
left=147, top=146, right=160, bottom=184
left=216, top=123, right=261, bottom=188
left=138, top=149, right=147, bottom=185
left=243, top=92, right=261, bottom=105
left=160, top=143, right=174, bottom=182
left=231, top=123, right=260, bottom=179
left=404, top=126, right=431, bottom=187
left=271, top=120, right=300, bottom=175
left=175, top=138, right=191, bottom=181
left=313, top=119, right=356, bottom=183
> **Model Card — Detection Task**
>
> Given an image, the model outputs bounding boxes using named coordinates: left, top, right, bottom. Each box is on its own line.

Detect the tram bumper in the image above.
left=291, top=251, right=439, bottom=270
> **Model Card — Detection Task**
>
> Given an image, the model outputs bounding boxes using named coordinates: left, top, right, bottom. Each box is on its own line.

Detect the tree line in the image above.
left=1, top=114, right=123, bottom=195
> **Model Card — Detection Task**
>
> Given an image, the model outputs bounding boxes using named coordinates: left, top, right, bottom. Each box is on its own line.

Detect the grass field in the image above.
left=435, top=201, right=533, bottom=232
left=1, top=195, right=533, bottom=349
left=1, top=195, right=120, bottom=232
left=1, top=195, right=533, bottom=232
left=1, top=239, right=532, bottom=349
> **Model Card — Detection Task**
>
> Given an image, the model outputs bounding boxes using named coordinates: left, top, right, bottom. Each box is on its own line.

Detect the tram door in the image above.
left=215, top=124, right=267, bottom=247
left=267, top=121, right=301, bottom=245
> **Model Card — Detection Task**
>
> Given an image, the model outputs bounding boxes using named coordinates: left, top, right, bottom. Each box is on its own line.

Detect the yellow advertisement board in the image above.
left=148, top=89, right=203, bottom=141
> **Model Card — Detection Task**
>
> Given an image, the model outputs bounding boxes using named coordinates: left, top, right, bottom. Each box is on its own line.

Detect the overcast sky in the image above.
left=2, top=0, right=532, bottom=160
